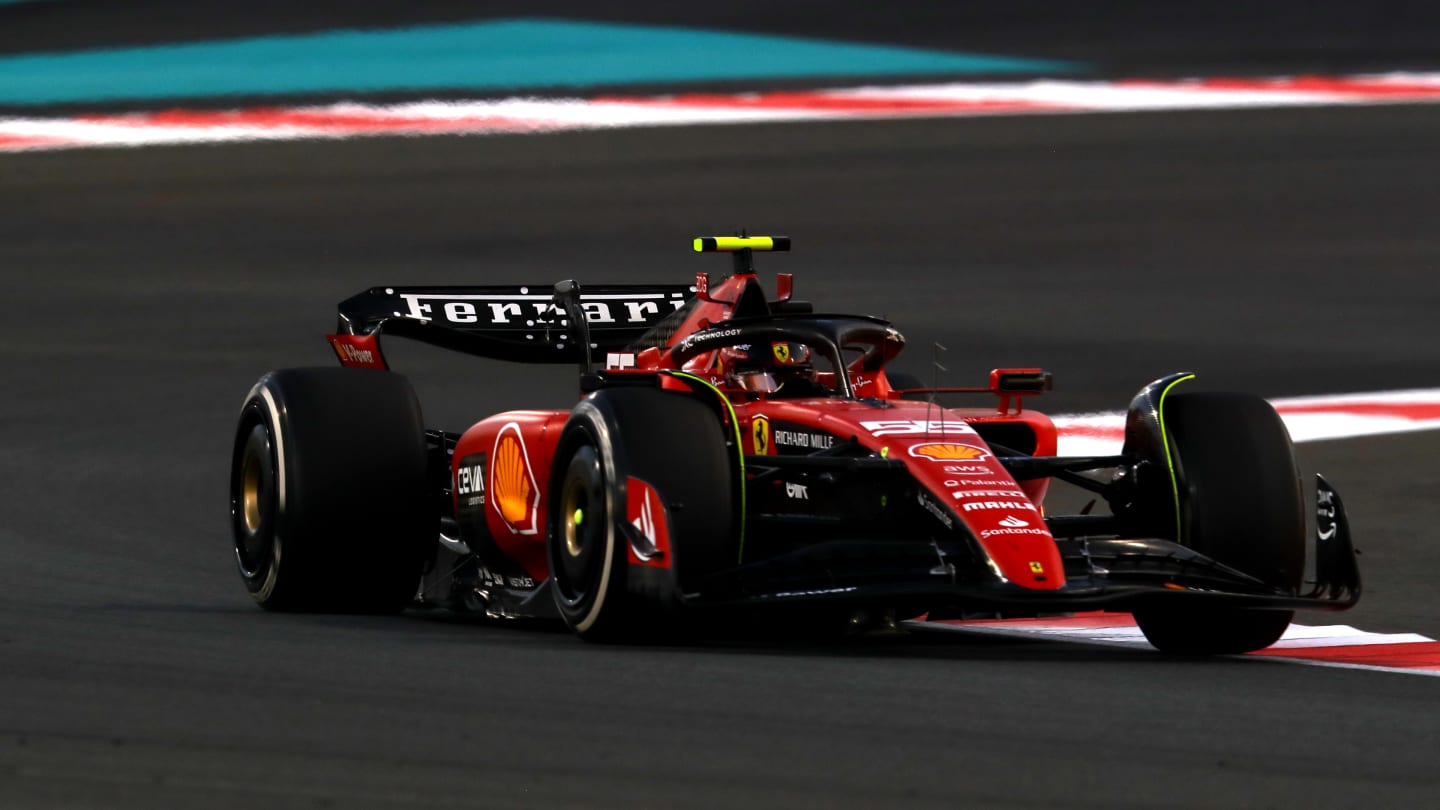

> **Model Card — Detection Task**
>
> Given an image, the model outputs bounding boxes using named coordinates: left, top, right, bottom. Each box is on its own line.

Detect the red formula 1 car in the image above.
left=229, top=236, right=1359, bottom=654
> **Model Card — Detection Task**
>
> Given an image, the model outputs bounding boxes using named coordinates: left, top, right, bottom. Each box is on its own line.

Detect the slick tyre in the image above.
left=1133, top=392, right=1305, bottom=655
left=230, top=368, right=432, bottom=612
left=547, top=387, right=734, bottom=642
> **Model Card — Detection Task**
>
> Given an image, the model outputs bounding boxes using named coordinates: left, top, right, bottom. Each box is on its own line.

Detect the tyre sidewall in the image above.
left=232, top=392, right=289, bottom=603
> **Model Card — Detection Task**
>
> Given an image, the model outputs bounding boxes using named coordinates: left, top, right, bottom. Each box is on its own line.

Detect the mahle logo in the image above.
left=961, top=500, right=1037, bottom=513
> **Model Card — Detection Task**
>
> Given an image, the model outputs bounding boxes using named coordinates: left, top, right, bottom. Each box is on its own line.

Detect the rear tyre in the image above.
left=1132, top=392, right=1304, bottom=654
left=230, top=368, right=432, bottom=612
left=547, top=387, right=734, bottom=642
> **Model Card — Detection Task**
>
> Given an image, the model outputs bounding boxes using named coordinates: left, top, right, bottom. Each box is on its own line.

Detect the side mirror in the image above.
left=990, top=368, right=1053, bottom=414
left=992, top=369, right=1053, bottom=393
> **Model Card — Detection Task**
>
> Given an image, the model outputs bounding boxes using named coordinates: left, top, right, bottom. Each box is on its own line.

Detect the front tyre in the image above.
left=1132, top=391, right=1305, bottom=654
left=547, top=387, right=734, bottom=642
left=230, top=368, right=432, bottom=612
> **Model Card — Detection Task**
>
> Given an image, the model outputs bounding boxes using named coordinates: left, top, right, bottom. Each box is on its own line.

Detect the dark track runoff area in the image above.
left=5, top=6, right=1440, bottom=810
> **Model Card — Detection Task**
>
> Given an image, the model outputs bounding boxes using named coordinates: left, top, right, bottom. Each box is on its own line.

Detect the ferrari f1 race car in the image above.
left=229, top=235, right=1360, bottom=654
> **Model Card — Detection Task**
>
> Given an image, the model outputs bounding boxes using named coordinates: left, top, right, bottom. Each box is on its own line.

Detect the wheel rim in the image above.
left=554, top=444, right=606, bottom=606
left=232, top=421, right=276, bottom=579
left=242, top=442, right=265, bottom=535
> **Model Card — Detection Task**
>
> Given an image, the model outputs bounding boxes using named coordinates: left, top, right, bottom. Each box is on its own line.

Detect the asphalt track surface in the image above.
left=6, top=6, right=1440, bottom=807
left=4, top=101, right=1440, bottom=808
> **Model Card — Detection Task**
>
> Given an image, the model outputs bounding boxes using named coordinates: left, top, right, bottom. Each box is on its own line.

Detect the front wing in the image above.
left=688, top=475, right=1360, bottom=616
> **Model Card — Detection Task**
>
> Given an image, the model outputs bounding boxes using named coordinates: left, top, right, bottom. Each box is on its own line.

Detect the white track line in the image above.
left=6, top=72, right=1440, bottom=153
left=908, top=616, right=1440, bottom=677
left=1052, top=386, right=1440, bottom=455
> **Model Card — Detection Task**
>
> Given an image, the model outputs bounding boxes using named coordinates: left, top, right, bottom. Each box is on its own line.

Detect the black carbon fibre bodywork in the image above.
left=336, top=284, right=697, bottom=363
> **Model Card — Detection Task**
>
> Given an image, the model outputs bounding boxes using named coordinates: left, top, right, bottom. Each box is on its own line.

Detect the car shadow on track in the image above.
left=135, top=600, right=1266, bottom=666
left=399, top=607, right=1272, bottom=666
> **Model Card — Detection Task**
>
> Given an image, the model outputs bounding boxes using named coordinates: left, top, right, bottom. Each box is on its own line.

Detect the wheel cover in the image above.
left=554, top=444, right=606, bottom=607
left=242, top=444, right=265, bottom=535
left=232, top=421, right=276, bottom=579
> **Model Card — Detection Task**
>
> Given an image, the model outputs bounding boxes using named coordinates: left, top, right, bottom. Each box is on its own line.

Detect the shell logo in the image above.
left=491, top=423, right=539, bottom=534
left=909, top=443, right=991, bottom=462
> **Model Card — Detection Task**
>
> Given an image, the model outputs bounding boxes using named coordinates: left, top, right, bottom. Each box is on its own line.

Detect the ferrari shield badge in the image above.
left=752, top=415, right=771, bottom=454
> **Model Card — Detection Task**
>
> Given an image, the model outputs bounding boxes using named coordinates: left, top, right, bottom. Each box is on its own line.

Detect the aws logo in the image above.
left=908, top=443, right=991, bottom=462
left=751, top=415, right=771, bottom=454
left=491, top=423, right=539, bottom=535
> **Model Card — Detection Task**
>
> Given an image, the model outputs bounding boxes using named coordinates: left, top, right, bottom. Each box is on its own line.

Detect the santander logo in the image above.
left=998, top=515, right=1030, bottom=528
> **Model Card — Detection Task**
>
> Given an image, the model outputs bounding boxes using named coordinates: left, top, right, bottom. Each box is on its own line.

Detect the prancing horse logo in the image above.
left=752, top=415, right=771, bottom=454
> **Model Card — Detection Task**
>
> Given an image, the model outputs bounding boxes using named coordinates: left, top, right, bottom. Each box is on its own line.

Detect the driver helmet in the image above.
left=720, top=341, right=815, bottom=394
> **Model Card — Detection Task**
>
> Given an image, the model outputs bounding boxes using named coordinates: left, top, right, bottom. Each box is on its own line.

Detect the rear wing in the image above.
left=328, top=284, right=695, bottom=368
